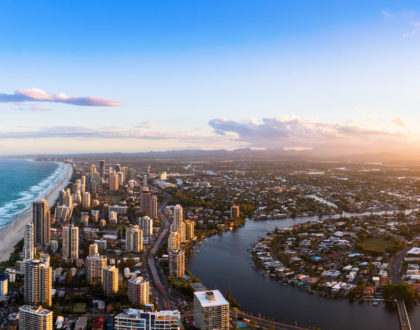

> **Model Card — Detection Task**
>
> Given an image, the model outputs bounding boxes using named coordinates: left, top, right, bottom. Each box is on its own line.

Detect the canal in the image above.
left=188, top=217, right=420, bottom=330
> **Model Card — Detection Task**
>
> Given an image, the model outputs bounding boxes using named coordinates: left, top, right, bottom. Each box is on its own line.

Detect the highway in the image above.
left=390, top=246, right=412, bottom=330
left=146, top=190, right=173, bottom=310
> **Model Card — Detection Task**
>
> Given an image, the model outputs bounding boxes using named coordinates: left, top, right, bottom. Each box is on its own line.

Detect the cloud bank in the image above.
left=209, top=117, right=406, bottom=153
left=0, top=88, right=122, bottom=106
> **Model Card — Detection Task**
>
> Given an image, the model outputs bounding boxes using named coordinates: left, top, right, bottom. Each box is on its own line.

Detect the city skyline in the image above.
left=1, top=1, right=420, bottom=157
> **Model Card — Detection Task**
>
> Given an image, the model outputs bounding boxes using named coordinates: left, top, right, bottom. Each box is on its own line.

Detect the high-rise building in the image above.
left=24, top=259, right=52, bottom=307
left=114, top=309, right=180, bottom=330
left=0, top=274, right=8, bottom=296
left=168, top=231, right=180, bottom=252
left=115, top=163, right=121, bottom=173
left=82, top=192, right=91, bottom=209
left=62, top=224, right=79, bottom=261
left=86, top=254, right=107, bottom=285
left=24, top=222, right=35, bottom=260
left=81, top=175, right=86, bottom=187
left=65, top=191, right=73, bottom=208
left=103, top=265, right=119, bottom=296
left=89, top=243, right=98, bottom=256
left=126, top=225, right=143, bottom=252
left=184, top=220, right=195, bottom=240
left=91, top=164, right=97, bottom=177
left=139, top=216, right=153, bottom=237
left=109, top=173, right=119, bottom=191
left=231, top=205, right=240, bottom=218
left=58, top=189, right=66, bottom=206
left=194, top=290, right=230, bottom=330
left=100, top=160, right=106, bottom=179
left=128, top=276, right=150, bottom=305
left=19, top=305, right=53, bottom=330
left=142, top=174, right=148, bottom=187
left=173, top=205, right=186, bottom=242
left=151, top=195, right=158, bottom=219
left=140, top=188, right=152, bottom=215
left=33, top=199, right=50, bottom=247
left=169, top=250, right=185, bottom=278
left=117, top=171, right=124, bottom=186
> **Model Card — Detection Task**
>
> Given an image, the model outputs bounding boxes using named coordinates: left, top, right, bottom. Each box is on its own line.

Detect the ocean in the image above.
left=0, top=159, right=68, bottom=230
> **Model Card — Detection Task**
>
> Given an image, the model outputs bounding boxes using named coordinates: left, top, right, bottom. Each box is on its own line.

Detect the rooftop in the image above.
left=19, top=305, right=52, bottom=316
left=194, top=290, right=229, bottom=307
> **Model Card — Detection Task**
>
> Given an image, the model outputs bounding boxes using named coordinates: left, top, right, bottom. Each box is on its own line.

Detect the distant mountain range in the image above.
left=7, top=148, right=407, bottom=163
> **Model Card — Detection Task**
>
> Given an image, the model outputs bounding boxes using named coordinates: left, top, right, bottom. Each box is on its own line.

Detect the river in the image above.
left=188, top=216, right=420, bottom=330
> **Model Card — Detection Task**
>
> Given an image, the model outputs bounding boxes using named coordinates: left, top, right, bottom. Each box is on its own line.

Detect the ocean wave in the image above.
left=0, top=161, right=69, bottom=230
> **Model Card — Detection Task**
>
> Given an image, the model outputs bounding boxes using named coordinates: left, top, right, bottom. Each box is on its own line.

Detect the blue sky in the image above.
left=1, top=1, right=420, bottom=155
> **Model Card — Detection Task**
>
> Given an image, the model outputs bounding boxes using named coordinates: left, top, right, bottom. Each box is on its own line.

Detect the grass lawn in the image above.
left=360, top=238, right=396, bottom=253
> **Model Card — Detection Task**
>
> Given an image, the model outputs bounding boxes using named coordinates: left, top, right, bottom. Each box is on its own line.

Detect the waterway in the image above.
left=188, top=215, right=420, bottom=330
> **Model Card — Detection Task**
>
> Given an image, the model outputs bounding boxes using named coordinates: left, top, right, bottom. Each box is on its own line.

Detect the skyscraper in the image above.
left=184, top=220, right=195, bottom=240
left=173, top=205, right=186, bottom=242
left=115, top=163, right=121, bottom=173
left=139, top=216, right=153, bottom=237
left=82, top=191, right=91, bottom=209
left=103, top=265, right=119, bottom=296
left=140, top=188, right=152, bottom=215
left=126, top=225, right=143, bottom=252
left=0, top=274, right=8, bottom=296
left=58, top=189, right=66, bottom=206
left=33, top=199, right=50, bottom=247
left=24, top=259, right=52, bottom=307
left=62, top=224, right=79, bottom=261
left=100, top=160, right=106, bottom=179
left=128, top=276, right=150, bottom=305
left=151, top=195, right=158, bottom=219
left=169, top=250, right=185, bottom=278
left=168, top=231, right=180, bottom=252
left=86, top=254, right=108, bottom=285
left=193, top=290, right=230, bottom=330
left=19, top=305, right=53, bottom=330
left=24, top=222, right=35, bottom=260
left=109, top=173, right=119, bottom=191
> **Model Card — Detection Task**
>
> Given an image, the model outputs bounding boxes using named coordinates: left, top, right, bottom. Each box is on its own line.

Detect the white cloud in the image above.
left=0, top=88, right=122, bottom=107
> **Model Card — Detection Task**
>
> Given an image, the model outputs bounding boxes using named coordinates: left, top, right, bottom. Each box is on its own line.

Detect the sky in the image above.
left=1, top=0, right=420, bottom=157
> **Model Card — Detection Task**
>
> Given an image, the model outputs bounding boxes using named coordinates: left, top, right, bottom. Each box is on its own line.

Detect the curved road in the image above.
left=147, top=191, right=172, bottom=310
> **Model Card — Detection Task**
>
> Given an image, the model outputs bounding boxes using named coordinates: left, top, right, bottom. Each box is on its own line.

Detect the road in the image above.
left=390, top=246, right=411, bottom=285
left=146, top=191, right=172, bottom=310
left=390, top=246, right=412, bottom=330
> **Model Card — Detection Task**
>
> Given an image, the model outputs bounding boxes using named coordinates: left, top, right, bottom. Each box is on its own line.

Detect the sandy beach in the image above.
left=0, top=162, right=73, bottom=262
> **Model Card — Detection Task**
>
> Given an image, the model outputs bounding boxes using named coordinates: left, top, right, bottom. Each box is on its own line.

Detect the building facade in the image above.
left=103, top=265, right=119, bottom=296
left=24, top=259, right=52, bottom=307
left=194, top=290, right=230, bottom=330
left=128, top=276, right=150, bottom=305
left=62, top=224, right=79, bottom=261
left=19, top=305, right=53, bottom=330
left=86, top=254, right=108, bottom=285
left=126, top=225, right=143, bottom=252
left=33, top=199, right=50, bottom=247
left=114, top=309, right=180, bottom=330
left=169, top=250, right=185, bottom=278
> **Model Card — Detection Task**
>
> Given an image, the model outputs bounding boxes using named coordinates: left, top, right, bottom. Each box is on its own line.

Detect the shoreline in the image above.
left=0, top=162, right=73, bottom=262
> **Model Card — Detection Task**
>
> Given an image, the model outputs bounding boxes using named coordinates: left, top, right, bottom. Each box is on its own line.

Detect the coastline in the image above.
left=0, top=162, right=73, bottom=262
